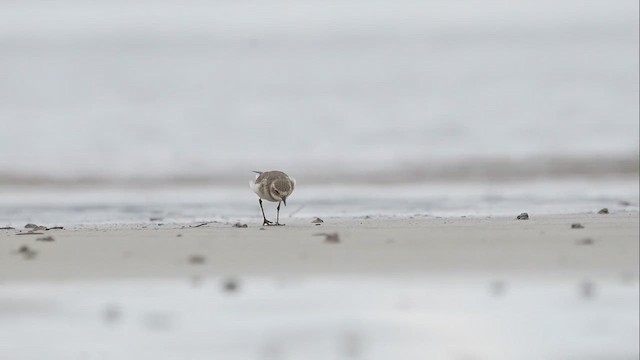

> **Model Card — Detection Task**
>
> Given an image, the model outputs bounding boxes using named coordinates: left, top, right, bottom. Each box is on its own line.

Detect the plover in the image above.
left=250, top=170, right=296, bottom=226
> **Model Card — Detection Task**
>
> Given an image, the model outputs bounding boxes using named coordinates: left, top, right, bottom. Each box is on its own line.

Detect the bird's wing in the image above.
left=290, top=177, right=296, bottom=192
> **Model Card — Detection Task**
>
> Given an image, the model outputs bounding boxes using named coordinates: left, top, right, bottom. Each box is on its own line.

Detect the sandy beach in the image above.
left=1, top=212, right=638, bottom=360
left=2, top=212, right=638, bottom=281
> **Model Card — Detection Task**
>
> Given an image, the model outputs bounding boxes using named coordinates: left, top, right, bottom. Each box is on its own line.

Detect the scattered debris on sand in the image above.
left=571, top=223, right=584, bottom=229
left=516, top=213, right=529, bottom=220
left=188, top=254, right=206, bottom=265
left=192, top=221, right=218, bottom=228
left=222, top=278, right=239, bottom=293
left=576, top=238, right=594, bottom=245
left=0, top=226, right=15, bottom=230
left=36, top=236, right=55, bottom=242
left=598, top=208, right=609, bottom=214
left=14, top=245, right=37, bottom=259
left=16, top=231, right=45, bottom=235
left=233, top=223, right=248, bottom=228
left=314, top=232, right=340, bottom=243
left=22, top=224, right=64, bottom=231
left=311, top=217, right=324, bottom=224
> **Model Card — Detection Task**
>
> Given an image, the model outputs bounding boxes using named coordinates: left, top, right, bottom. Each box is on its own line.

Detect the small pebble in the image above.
left=188, top=254, right=206, bottom=265
left=576, top=238, right=594, bottom=245
left=150, top=217, right=164, bottom=222
left=222, top=278, right=239, bottom=293
left=516, top=213, right=529, bottom=220
left=15, top=245, right=37, bottom=259
left=233, top=223, right=248, bottom=228
left=314, top=232, right=340, bottom=243
left=571, top=223, right=584, bottom=229
left=36, top=236, right=55, bottom=242
left=176, top=234, right=182, bottom=238
left=103, top=304, right=122, bottom=324
left=311, top=217, right=324, bottom=224
left=598, top=208, right=609, bottom=214
left=24, top=223, right=38, bottom=229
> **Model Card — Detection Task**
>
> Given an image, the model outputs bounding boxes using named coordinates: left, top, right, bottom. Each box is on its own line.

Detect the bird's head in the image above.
left=270, top=179, right=292, bottom=205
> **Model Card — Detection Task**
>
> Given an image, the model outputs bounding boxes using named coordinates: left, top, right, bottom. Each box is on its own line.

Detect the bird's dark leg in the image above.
left=275, top=201, right=285, bottom=226
left=259, top=199, right=273, bottom=226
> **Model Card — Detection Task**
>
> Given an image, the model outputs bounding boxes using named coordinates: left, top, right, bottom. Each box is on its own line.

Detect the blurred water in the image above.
left=0, top=0, right=638, bottom=181
left=1, top=276, right=638, bottom=360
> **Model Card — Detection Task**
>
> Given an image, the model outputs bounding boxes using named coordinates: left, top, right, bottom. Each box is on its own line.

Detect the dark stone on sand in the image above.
left=150, top=217, right=163, bottom=222
left=571, top=223, right=584, bottom=229
left=15, top=245, right=37, bottom=259
left=516, top=213, right=529, bottom=220
left=314, top=232, right=340, bottom=243
left=222, top=278, right=239, bottom=293
left=36, top=236, right=55, bottom=242
left=598, top=208, right=609, bottom=214
left=46, top=226, right=64, bottom=230
left=576, top=238, right=594, bottom=245
left=103, top=304, right=122, bottom=324
left=233, top=223, right=248, bottom=228
left=188, top=254, right=206, bottom=265
left=311, top=217, right=324, bottom=224
left=24, top=223, right=38, bottom=229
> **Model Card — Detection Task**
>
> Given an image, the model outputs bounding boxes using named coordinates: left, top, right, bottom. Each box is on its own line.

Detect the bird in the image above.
left=250, top=170, right=296, bottom=226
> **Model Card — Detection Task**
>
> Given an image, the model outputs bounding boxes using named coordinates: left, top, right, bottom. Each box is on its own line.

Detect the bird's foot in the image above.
left=263, top=219, right=274, bottom=226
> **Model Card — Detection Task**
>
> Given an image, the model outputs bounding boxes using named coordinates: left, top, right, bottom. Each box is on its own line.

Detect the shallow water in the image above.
left=0, top=0, right=637, bottom=181
left=1, top=276, right=638, bottom=360
left=0, top=178, right=637, bottom=226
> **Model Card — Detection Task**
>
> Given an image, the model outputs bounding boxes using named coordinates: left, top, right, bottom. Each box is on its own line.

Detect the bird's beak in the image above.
left=282, top=198, right=287, bottom=206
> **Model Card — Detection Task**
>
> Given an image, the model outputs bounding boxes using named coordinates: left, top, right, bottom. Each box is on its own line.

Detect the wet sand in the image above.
left=1, top=212, right=638, bottom=281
